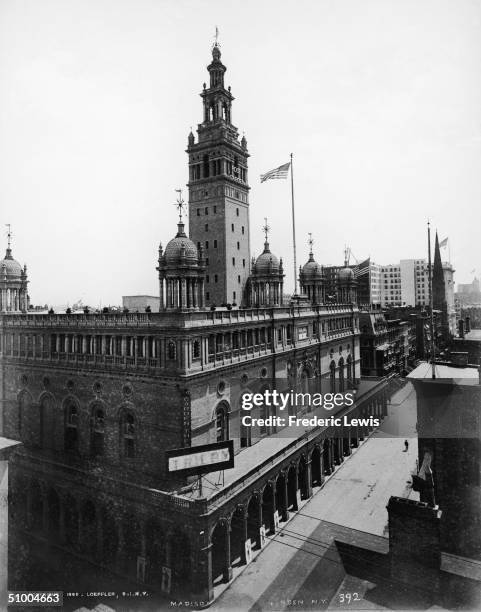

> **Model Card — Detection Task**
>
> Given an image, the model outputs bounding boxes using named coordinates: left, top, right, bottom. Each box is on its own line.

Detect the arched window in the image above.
left=215, top=404, right=229, bottom=442
left=168, top=341, right=176, bottom=360
left=65, top=401, right=79, bottom=454
left=330, top=360, right=336, bottom=393
left=122, top=412, right=135, bottom=458
left=91, top=407, right=105, bottom=457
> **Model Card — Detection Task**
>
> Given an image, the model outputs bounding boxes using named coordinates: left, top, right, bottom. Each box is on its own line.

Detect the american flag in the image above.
left=439, top=237, right=448, bottom=248
left=260, top=162, right=291, bottom=183
left=354, top=258, right=370, bottom=278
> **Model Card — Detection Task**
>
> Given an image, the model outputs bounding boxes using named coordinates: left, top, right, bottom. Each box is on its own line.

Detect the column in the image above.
left=223, top=523, right=233, bottom=582
left=240, top=509, right=248, bottom=564
left=159, top=277, right=164, bottom=310
left=292, top=468, right=299, bottom=511
left=179, top=278, right=184, bottom=309
left=191, top=537, right=213, bottom=605
left=281, top=473, right=289, bottom=521
left=304, top=458, right=313, bottom=499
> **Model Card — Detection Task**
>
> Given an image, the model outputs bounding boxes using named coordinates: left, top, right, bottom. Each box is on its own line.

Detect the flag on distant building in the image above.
left=354, top=258, right=370, bottom=278
left=439, top=237, right=448, bottom=248
left=260, top=162, right=291, bottom=182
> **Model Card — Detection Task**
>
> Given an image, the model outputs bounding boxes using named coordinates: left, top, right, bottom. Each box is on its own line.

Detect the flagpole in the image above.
left=427, top=221, right=436, bottom=379
left=290, top=152, right=298, bottom=296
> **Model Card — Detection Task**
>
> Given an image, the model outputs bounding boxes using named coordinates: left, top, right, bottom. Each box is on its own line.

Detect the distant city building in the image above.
left=122, top=295, right=161, bottom=312
left=456, top=277, right=481, bottom=307
left=359, top=311, right=416, bottom=377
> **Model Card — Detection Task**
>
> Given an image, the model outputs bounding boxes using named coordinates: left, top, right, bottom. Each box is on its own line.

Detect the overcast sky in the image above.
left=0, top=0, right=480, bottom=306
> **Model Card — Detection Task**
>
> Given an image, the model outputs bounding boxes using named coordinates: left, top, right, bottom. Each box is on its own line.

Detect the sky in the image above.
left=0, top=0, right=480, bottom=306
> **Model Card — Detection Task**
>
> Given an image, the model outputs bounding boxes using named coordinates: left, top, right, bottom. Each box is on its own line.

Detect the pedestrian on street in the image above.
left=404, top=439, right=409, bottom=452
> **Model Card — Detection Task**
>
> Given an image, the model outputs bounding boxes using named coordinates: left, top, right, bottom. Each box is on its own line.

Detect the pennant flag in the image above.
left=260, top=162, right=290, bottom=183
left=439, top=237, right=448, bottom=248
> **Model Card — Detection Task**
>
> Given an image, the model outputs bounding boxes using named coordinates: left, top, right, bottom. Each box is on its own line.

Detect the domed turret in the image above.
left=163, top=222, right=199, bottom=264
left=254, top=241, right=280, bottom=274
left=299, top=235, right=325, bottom=304
left=0, top=227, right=29, bottom=313
left=338, top=266, right=355, bottom=283
left=157, top=193, right=206, bottom=311
left=1, top=249, right=22, bottom=279
left=246, top=220, right=284, bottom=307
left=337, top=265, right=357, bottom=304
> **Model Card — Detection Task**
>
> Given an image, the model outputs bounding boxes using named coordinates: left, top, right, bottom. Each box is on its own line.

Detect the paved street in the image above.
left=211, top=382, right=419, bottom=611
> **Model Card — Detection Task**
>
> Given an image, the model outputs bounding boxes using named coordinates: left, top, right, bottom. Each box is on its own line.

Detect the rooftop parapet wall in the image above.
left=0, top=303, right=359, bottom=331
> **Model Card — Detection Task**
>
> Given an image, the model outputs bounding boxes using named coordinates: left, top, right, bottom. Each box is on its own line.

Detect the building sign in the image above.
left=298, top=326, right=308, bottom=340
left=166, top=440, right=234, bottom=477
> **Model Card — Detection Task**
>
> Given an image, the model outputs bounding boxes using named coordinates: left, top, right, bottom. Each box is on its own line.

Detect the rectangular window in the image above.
left=206, top=291, right=210, bottom=300
left=197, top=209, right=200, bottom=216
left=205, top=224, right=208, bottom=231
left=243, top=259, right=246, bottom=268
left=206, top=275, right=210, bottom=283
left=214, top=239, right=218, bottom=248
left=237, top=241, right=240, bottom=250
left=231, top=223, right=234, bottom=232
left=238, top=275, right=241, bottom=283
left=205, top=241, right=209, bottom=249
left=236, top=208, right=239, bottom=216
left=232, top=257, right=235, bottom=266
left=214, top=274, right=218, bottom=283
left=242, top=226, right=245, bottom=234
left=205, top=207, right=208, bottom=215
left=213, top=205, right=217, bottom=213
left=233, top=291, right=236, bottom=300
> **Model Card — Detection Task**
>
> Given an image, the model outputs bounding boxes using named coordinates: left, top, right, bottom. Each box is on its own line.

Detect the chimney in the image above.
left=387, top=496, right=442, bottom=594
left=458, top=319, right=465, bottom=339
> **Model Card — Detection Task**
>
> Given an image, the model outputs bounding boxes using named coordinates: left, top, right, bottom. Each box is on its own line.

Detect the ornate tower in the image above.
left=187, top=42, right=250, bottom=307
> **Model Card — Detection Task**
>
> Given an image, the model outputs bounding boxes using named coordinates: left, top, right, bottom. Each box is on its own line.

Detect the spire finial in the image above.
left=5, top=224, right=12, bottom=258
left=308, top=232, right=314, bottom=254
left=263, top=217, right=270, bottom=242
left=174, top=189, right=186, bottom=223
left=344, top=245, right=350, bottom=267
left=214, top=25, right=219, bottom=46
